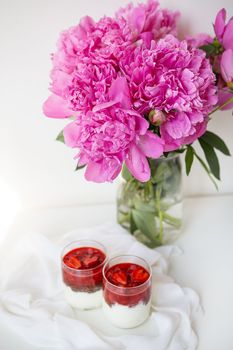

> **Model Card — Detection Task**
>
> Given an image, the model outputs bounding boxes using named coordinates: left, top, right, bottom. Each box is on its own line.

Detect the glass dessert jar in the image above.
left=102, top=255, right=152, bottom=328
left=61, top=240, right=107, bottom=310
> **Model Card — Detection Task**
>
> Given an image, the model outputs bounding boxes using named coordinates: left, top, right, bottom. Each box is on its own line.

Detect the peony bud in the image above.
left=220, top=49, right=233, bottom=90
left=149, top=110, right=166, bottom=126
left=214, top=8, right=226, bottom=41
left=214, top=8, right=233, bottom=50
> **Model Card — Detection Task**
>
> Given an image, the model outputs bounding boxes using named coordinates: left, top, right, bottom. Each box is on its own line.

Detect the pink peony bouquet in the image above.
left=43, top=0, right=232, bottom=186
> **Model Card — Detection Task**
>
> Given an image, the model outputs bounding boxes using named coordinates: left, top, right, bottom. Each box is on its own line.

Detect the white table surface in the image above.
left=1, top=195, right=233, bottom=350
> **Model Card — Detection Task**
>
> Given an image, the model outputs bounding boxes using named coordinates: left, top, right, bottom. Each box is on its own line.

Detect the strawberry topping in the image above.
left=63, top=247, right=105, bottom=270
left=62, top=246, right=106, bottom=293
left=112, top=271, right=127, bottom=286
left=104, top=263, right=151, bottom=307
left=132, top=268, right=149, bottom=283
left=105, top=263, right=149, bottom=287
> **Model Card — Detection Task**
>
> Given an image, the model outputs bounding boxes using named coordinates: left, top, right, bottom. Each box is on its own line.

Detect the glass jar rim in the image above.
left=61, top=239, right=107, bottom=274
left=103, top=254, right=152, bottom=293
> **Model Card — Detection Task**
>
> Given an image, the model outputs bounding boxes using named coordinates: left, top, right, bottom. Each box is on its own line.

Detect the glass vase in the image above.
left=117, top=154, right=182, bottom=247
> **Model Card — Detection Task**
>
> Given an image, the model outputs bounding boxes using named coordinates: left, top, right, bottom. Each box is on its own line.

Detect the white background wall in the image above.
left=0, top=0, right=233, bottom=210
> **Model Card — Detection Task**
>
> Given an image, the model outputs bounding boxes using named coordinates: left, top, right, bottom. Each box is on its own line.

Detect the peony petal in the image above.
left=186, top=33, right=212, bottom=48
left=220, top=49, right=233, bottom=82
left=138, top=131, right=164, bottom=158
left=50, top=70, right=72, bottom=96
left=218, top=88, right=233, bottom=110
left=134, top=114, right=149, bottom=135
left=79, top=16, right=95, bottom=33
left=85, top=161, right=107, bottom=183
left=129, top=7, right=146, bottom=34
left=73, top=16, right=95, bottom=42
left=164, top=112, right=192, bottom=139
left=139, top=32, right=154, bottom=48
left=160, top=125, right=182, bottom=152
left=214, top=8, right=226, bottom=41
left=188, top=111, right=204, bottom=124
left=92, top=100, right=117, bottom=113
left=74, top=152, right=88, bottom=165
left=85, top=158, right=122, bottom=183
left=182, top=121, right=207, bottom=145
left=223, top=18, right=233, bottom=49
left=125, top=143, right=150, bottom=182
left=109, top=77, right=132, bottom=109
left=63, top=121, right=81, bottom=148
left=43, top=94, right=74, bottom=118
left=160, top=120, right=206, bottom=150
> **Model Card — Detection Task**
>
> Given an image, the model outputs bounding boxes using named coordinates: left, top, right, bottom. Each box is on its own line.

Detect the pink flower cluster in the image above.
left=63, top=78, right=164, bottom=182
left=43, top=0, right=220, bottom=183
left=121, top=35, right=217, bottom=151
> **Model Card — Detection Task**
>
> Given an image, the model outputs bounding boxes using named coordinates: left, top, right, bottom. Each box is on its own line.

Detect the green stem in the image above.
left=156, top=187, right=163, bottom=244
left=209, top=95, right=233, bottom=116
left=190, top=146, right=218, bottom=190
left=158, top=211, right=163, bottom=243
left=163, top=212, right=181, bottom=228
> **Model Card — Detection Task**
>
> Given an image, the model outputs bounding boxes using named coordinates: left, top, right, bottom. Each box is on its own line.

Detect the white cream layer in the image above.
left=102, top=299, right=151, bottom=328
left=63, top=284, right=102, bottom=310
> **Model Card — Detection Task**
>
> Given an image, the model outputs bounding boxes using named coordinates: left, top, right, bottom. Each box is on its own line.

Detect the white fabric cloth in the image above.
left=0, top=223, right=200, bottom=350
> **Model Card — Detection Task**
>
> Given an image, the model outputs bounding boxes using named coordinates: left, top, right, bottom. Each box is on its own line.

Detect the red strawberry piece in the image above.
left=112, top=271, right=127, bottom=286
left=132, top=268, right=149, bottom=283
left=82, top=255, right=99, bottom=268
left=65, top=256, right=81, bottom=269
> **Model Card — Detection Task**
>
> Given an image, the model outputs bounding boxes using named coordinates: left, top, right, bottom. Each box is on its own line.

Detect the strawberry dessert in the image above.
left=61, top=240, right=106, bottom=310
left=103, top=255, right=152, bottom=328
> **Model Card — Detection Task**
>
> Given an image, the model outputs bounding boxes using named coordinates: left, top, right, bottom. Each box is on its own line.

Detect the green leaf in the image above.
left=134, top=197, right=155, bottom=213
left=132, top=209, right=156, bottom=243
left=200, top=131, right=231, bottom=156
left=133, top=230, right=154, bottom=247
left=130, top=213, right=137, bottom=234
left=193, top=148, right=218, bottom=190
left=121, top=163, right=133, bottom=181
left=75, top=164, right=86, bottom=171
left=185, top=146, right=194, bottom=175
left=151, top=161, right=172, bottom=183
left=199, top=139, right=220, bottom=180
left=56, top=130, right=65, bottom=143
left=199, top=44, right=217, bottom=57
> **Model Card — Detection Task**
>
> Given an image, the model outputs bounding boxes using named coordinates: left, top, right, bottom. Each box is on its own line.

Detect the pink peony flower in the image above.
left=115, top=0, right=179, bottom=47
left=214, top=8, right=233, bottom=50
left=63, top=78, right=164, bottom=182
left=121, top=35, right=217, bottom=150
left=43, top=16, right=130, bottom=118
